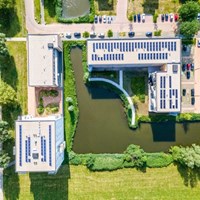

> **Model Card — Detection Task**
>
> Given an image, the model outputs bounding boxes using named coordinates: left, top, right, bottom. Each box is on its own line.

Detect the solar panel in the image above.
left=166, top=53, right=168, bottom=59
left=135, top=42, right=137, bottom=49
left=164, top=100, right=166, bottom=109
left=25, top=140, right=28, bottom=163
left=159, top=53, right=161, bottom=59
left=147, top=42, right=149, bottom=51
left=171, top=42, right=173, bottom=51
left=99, top=43, right=101, bottom=49
left=169, top=76, right=172, bottom=88
left=164, top=77, right=166, bottom=88
left=147, top=53, right=149, bottom=60
left=19, top=125, right=22, bottom=166
left=156, top=53, right=158, bottom=60
left=150, top=42, right=152, bottom=51
left=141, top=54, right=143, bottom=60
left=126, top=42, right=128, bottom=52
left=176, top=89, right=178, bottom=98
left=132, top=43, right=134, bottom=51
left=168, top=42, right=170, bottom=51
left=49, top=125, right=52, bottom=166
left=120, top=42, right=122, bottom=51
left=138, top=53, right=140, bottom=60
left=96, top=43, right=98, bottom=49
left=108, top=43, right=110, bottom=52
left=92, top=54, right=94, bottom=61
left=160, top=90, right=162, bottom=98
left=144, top=53, right=146, bottom=60
left=44, top=139, right=46, bottom=162
left=150, top=53, right=152, bottom=60
left=122, top=54, right=124, bottom=60
left=116, top=54, right=117, bottom=60
left=156, top=42, right=158, bottom=51
left=141, top=42, right=143, bottom=49
left=174, top=42, right=176, bottom=51
left=170, top=100, right=172, bottom=109
left=144, top=42, right=146, bottom=49
left=162, top=53, right=164, bottom=59
left=170, top=89, right=172, bottom=98
left=111, top=43, right=113, bottom=52
left=160, top=77, right=162, bottom=88
left=129, top=42, right=131, bottom=51
left=123, top=42, right=125, bottom=52
left=165, top=42, right=167, bottom=48
left=93, top=43, right=95, bottom=52
left=160, top=100, right=162, bottom=109
left=102, top=43, right=104, bottom=49
left=117, top=43, right=119, bottom=49
left=110, top=54, right=112, bottom=60
left=164, top=90, right=166, bottom=98
left=107, top=54, right=109, bottom=60
left=114, top=42, right=116, bottom=49
left=159, top=42, right=161, bottom=51
left=176, top=99, right=178, bottom=108
left=162, top=42, right=164, bottom=48
left=138, top=42, right=140, bottom=49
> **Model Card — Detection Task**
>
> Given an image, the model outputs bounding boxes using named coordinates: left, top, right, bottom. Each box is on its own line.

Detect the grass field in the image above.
left=128, top=0, right=181, bottom=19
left=94, top=0, right=117, bottom=15
left=34, top=0, right=41, bottom=24
left=44, top=0, right=57, bottom=24
left=4, top=164, right=200, bottom=200
left=0, top=0, right=26, bottom=37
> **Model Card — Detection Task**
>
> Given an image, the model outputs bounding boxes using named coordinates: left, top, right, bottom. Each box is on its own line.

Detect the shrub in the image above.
left=153, top=13, right=158, bottom=23
left=123, top=144, right=147, bottom=168
left=107, top=29, right=113, bottom=38
left=138, top=115, right=151, bottom=122
left=83, top=31, right=90, bottom=38
left=154, top=30, right=162, bottom=36
left=87, top=155, right=124, bottom=171
left=37, top=106, right=44, bottom=115
left=146, top=153, right=173, bottom=168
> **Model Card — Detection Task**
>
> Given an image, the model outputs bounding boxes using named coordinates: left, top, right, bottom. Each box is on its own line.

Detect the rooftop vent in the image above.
left=48, top=43, right=54, bottom=48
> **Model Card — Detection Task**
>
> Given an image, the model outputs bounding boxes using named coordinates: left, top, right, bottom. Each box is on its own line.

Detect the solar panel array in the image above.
left=160, top=76, right=166, bottom=109
left=169, top=89, right=179, bottom=109
left=49, top=125, right=52, bottom=166
left=41, top=136, right=47, bottom=162
left=19, top=125, right=22, bottom=166
left=138, top=53, right=168, bottom=60
left=25, top=137, right=31, bottom=163
left=91, top=40, right=177, bottom=62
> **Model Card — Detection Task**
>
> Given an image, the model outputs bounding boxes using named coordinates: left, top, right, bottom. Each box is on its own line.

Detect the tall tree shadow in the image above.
left=3, top=166, right=20, bottom=200
left=177, top=164, right=200, bottom=188
left=44, top=0, right=56, bottom=18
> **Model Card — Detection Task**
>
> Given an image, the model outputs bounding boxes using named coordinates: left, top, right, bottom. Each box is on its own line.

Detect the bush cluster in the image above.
left=40, top=90, right=59, bottom=97
left=69, top=145, right=174, bottom=171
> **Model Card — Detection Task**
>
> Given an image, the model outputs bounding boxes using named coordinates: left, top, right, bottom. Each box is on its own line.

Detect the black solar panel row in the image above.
left=92, top=54, right=124, bottom=61
left=138, top=53, right=168, bottom=60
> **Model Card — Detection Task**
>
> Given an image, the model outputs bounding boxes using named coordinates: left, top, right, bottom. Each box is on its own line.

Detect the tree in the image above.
left=0, top=80, right=17, bottom=105
left=178, top=1, right=200, bottom=22
left=0, top=151, right=10, bottom=168
left=0, top=0, right=14, bottom=10
left=0, top=121, right=11, bottom=142
left=0, top=33, right=8, bottom=57
left=180, top=20, right=200, bottom=38
left=107, top=29, right=113, bottom=38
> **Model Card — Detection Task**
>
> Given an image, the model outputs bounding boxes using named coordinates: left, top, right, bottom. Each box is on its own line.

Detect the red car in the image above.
left=187, top=63, right=191, bottom=70
left=174, top=14, right=179, bottom=22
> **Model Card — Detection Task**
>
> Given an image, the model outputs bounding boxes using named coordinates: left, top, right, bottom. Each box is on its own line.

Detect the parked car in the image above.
left=165, top=14, right=168, bottom=21
left=191, top=97, right=195, bottom=105
left=182, top=89, right=186, bottom=96
left=134, top=15, right=137, bottom=22
left=107, top=16, right=111, bottom=24
left=141, top=14, right=145, bottom=22
left=98, top=33, right=105, bottom=38
left=94, top=15, right=98, bottom=23
left=137, top=14, right=141, bottom=22
left=161, top=14, right=164, bottom=22
left=182, top=64, right=186, bottom=71
left=186, top=71, right=190, bottom=79
left=174, top=14, right=179, bottom=22
left=74, top=32, right=81, bottom=37
left=182, top=45, right=187, bottom=51
left=198, top=40, right=200, bottom=48
left=187, top=63, right=191, bottom=70
left=66, top=32, right=71, bottom=38
left=59, top=33, right=65, bottom=38
left=90, top=32, right=96, bottom=38
left=191, top=89, right=195, bottom=96
left=146, top=32, right=152, bottom=37
left=99, top=15, right=102, bottom=23
left=197, top=13, right=200, bottom=20
left=128, top=32, right=135, bottom=37
left=103, top=15, right=107, bottom=23
left=191, top=63, right=194, bottom=71
left=170, top=13, right=174, bottom=22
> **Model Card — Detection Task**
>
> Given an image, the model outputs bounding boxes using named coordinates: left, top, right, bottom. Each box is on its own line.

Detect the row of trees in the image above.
left=0, top=33, right=17, bottom=168
left=178, top=1, right=200, bottom=38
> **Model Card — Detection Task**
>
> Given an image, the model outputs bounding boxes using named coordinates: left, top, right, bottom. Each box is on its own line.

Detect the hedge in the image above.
left=56, top=0, right=95, bottom=23
left=145, top=153, right=173, bottom=168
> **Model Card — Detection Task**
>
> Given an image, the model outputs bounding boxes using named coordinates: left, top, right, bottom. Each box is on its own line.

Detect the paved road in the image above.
left=24, top=0, right=177, bottom=36
left=40, top=0, right=45, bottom=25
left=6, top=37, right=26, bottom=41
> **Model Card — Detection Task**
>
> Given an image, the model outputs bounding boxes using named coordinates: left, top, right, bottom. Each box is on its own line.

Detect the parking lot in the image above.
left=181, top=45, right=195, bottom=112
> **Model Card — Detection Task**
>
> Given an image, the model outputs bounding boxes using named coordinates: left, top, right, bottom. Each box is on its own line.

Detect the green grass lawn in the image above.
left=44, top=0, right=57, bottom=24
left=4, top=164, right=200, bottom=200
left=34, top=0, right=41, bottom=24
left=0, top=0, right=26, bottom=37
left=94, top=0, right=117, bottom=15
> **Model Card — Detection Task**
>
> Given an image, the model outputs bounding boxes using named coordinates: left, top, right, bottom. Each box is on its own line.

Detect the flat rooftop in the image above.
left=149, top=64, right=181, bottom=113
left=28, top=34, right=62, bottom=86
left=87, top=38, right=181, bottom=67
left=15, top=115, right=63, bottom=173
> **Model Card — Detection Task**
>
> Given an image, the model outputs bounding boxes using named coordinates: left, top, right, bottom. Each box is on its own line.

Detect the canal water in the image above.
left=71, top=48, right=200, bottom=153
left=62, top=0, right=90, bottom=19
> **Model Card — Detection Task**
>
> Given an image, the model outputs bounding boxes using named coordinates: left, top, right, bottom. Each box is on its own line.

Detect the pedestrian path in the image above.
left=6, top=37, right=26, bottom=42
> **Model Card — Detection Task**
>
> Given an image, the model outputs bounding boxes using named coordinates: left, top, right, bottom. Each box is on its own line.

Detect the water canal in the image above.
left=62, top=0, right=90, bottom=19
left=71, top=48, right=200, bottom=153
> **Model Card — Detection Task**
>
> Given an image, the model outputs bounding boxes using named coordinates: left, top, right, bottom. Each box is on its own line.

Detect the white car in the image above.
left=170, top=13, right=174, bottom=22
left=98, top=33, right=105, bottom=38
left=66, top=32, right=71, bottom=38
left=103, top=15, right=107, bottom=23
left=141, top=14, right=145, bottom=22
left=90, top=32, right=96, bottom=37
left=198, top=40, right=200, bottom=48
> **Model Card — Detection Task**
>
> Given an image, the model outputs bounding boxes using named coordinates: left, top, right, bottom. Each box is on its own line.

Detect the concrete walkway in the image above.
left=119, top=70, right=123, bottom=87
left=40, top=0, right=45, bottom=25
left=89, top=77, right=135, bottom=126
left=0, top=168, right=3, bottom=200
left=6, top=37, right=27, bottom=42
